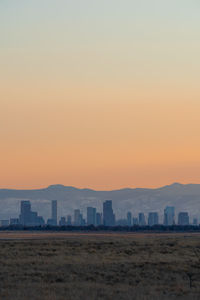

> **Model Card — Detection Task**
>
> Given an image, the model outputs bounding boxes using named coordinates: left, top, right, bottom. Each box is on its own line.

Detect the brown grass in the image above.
left=0, top=232, right=200, bottom=299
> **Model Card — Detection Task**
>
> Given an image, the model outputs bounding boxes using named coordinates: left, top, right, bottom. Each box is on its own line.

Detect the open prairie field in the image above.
left=1, top=232, right=200, bottom=299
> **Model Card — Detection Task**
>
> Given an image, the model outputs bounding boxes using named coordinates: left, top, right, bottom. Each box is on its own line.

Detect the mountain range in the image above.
left=0, top=183, right=200, bottom=222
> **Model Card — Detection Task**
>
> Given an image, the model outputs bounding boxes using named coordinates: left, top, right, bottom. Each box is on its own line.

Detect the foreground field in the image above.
left=0, top=232, right=200, bottom=299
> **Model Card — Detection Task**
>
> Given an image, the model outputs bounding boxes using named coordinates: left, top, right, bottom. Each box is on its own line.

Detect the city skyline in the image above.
left=1, top=1, right=200, bottom=190
left=0, top=200, right=195, bottom=227
left=1, top=182, right=200, bottom=222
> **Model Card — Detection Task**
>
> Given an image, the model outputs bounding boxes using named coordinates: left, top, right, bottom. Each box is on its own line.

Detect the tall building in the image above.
left=148, top=212, right=159, bottom=226
left=74, top=209, right=81, bottom=226
left=19, top=200, right=44, bottom=226
left=103, top=200, right=115, bottom=226
left=19, top=201, right=31, bottom=225
left=79, top=213, right=85, bottom=226
left=178, top=212, right=189, bottom=225
left=96, top=212, right=102, bottom=226
left=163, top=206, right=175, bottom=226
left=138, top=213, right=146, bottom=226
left=51, top=200, right=57, bottom=225
left=87, top=207, right=96, bottom=225
left=127, top=211, right=132, bottom=226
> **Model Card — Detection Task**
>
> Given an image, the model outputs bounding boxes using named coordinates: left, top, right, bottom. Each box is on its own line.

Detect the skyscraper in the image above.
left=127, top=211, right=132, bottom=226
left=103, top=200, right=115, bottom=226
left=19, top=201, right=31, bottom=226
left=178, top=212, right=189, bottom=225
left=96, top=212, right=102, bottom=226
left=148, top=212, right=159, bottom=226
left=74, top=209, right=81, bottom=226
left=87, top=207, right=96, bottom=225
left=51, top=200, right=57, bottom=225
left=19, top=200, right=45, bottom=226
left=163, top=206, right=175, bottom=226
left=79, top=213, right=85, bottom=226
left=138, top=213, right=146, bottom=226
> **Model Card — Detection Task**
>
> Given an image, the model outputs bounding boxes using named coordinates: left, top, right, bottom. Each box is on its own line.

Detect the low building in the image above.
left=0, top=220, right=9, bottom=226
left=10, top=218, right=20, bottom=225
left=133, top=217, right=139, bottom=225
left=59, top=217, right=67, bottom=226
left=66, top=215, right=72, bottom=225
left=193, top=218, right=198, bottom=226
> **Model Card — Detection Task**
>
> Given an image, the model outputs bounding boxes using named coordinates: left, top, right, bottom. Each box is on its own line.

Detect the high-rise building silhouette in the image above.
left=74, top=209, right=81, bottom=226
left=148, top=212, right=159, bottom=226
left=178, top=212, right=189, bottom=225
left=163, top=206, right=175, bottom=226
left=51, top=200, right=57, bottom=225
left=79, top=213, right=85, bottom=226
left=87, top=207, right=96, bottom=225
left=7, top=196, right=199, bottom=228
left=138, top=213, right=146, bottom=226
left=103, top=200, right=115, bottom=226
left=96, top=212, right=102, bottom=226
left=19, top=201, right=31, bottom=226
left=127, top=211, right=132, bottom=226
left=19, top=200, right=45, bottom=226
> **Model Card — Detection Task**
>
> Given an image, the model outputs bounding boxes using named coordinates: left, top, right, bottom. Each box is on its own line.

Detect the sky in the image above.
left=0, top=0, right=200, bottom=190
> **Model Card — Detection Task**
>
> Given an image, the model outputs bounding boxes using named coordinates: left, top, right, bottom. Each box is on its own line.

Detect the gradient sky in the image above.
left=0, top=0, right=200, bottom=189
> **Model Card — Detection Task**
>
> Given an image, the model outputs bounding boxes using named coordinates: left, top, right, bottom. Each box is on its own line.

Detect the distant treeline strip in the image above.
left=1, top=225, right=200, bottom=232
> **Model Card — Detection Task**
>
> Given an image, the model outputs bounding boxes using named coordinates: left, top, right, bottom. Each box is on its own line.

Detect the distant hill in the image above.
left=0, top=183, right=200, bottom=222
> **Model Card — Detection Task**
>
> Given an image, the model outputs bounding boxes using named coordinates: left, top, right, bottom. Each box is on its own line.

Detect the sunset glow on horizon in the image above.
left=1, top=0, right=200, bottom=190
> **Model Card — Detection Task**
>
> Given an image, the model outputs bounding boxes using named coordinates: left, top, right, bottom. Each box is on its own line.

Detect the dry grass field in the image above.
left=1, top=232, right=200, bottom=299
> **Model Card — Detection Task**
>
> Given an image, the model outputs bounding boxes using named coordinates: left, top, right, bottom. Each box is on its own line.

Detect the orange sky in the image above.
left=1, top=1, right=200, bottom=189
